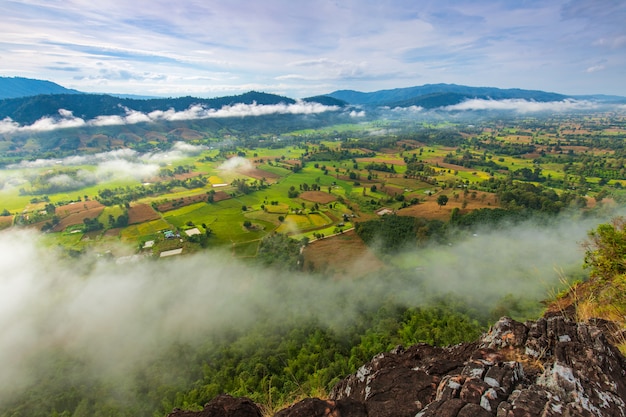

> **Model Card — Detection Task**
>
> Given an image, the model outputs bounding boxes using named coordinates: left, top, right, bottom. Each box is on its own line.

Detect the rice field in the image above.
left=121, top=219, right=172, bottom=240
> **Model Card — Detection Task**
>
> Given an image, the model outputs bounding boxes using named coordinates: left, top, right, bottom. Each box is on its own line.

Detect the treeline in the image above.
left=354, top=215, right=446, bottom=252
left=96, top=175, right=210, bottom=206
left=478, top=178, right=586, bottom=213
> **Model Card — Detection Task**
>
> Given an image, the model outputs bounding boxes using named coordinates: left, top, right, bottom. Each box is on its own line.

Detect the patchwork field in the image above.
left=53, top=205, right=105, bottom=232
left=3, top=112, right=624, bottom=263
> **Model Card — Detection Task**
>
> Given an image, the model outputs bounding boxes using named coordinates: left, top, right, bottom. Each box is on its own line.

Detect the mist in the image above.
left=218, top=156, right=254, bottom=172
left=0, top=101, right=341, bottom=134
left=0, top=209, right=617, bottom=405
left=442, top=98, right=600, bottom=113
left=1, top=142, right=209, bottom=191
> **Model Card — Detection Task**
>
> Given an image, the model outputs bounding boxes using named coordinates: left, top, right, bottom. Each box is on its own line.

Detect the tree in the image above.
left=437, top=194, right=449, bottom=208
left=583, top=217, right=626, bottom=281
left=288, top=186, right=299, bottom=198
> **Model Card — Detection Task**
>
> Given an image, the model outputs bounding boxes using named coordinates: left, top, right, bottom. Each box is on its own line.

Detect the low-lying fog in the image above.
left=0, top=209, right=620, bottom=402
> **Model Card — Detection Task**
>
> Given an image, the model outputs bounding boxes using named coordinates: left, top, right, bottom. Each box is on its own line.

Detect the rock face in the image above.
left=171, top=316, right=626, bottom=417
left=167, top=394, right=262, bottom=417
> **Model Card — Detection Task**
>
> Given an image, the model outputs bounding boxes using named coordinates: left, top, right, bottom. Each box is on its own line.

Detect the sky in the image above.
left=2, top=0, right=626, bottom=98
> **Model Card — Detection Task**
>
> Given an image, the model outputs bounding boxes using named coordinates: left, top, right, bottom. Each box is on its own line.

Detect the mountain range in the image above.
left=1, top=76, right=625, bottom=125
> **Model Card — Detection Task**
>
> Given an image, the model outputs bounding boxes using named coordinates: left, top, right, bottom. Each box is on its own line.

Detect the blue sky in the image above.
left=3, top=0, right=626, bottom=98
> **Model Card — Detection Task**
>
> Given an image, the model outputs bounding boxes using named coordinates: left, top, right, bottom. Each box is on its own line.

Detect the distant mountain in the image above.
left=0, top=76, right=82, bottom=99
left=328, top=84, right=576, bottom=108
left=302, top=95, right=347, bottom=106
left=0, top=91, right=313, bottom=125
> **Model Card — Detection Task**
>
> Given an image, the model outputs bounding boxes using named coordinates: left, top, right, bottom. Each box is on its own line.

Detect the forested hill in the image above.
left=0, top=91, right=345, bottom=125
left=328, top=83, right=571, bottom=107
left=0, top=76, right=82, bottom=99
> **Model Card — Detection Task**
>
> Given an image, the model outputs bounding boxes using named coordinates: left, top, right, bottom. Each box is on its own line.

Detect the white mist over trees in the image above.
left=0, top=211, right=618, bottom=409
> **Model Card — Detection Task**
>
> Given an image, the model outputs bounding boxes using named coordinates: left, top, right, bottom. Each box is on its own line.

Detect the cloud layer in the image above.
left=442, top=98, right=600, bottom=113
left=0, top=210, right=620, bottom=402
left=0, top=102, right=339, bottom=134
left=1, top=142, right=207, bottom=191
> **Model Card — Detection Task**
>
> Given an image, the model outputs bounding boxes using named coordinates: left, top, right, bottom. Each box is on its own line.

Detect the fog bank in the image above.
left=0, top=211, right=619, bottom=402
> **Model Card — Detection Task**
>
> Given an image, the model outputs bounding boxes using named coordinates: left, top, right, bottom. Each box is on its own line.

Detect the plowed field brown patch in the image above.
left=238, top=167, right=280, bottom=180
left=53, top=206, right=105, bottom=232
left=303, top=229, right=385, bottom=278
left=397, top=191, right=499, bottom=221
left=128, top=204, right=161, bottom=224
left=56, top=200, right=104, bottom=216
left=0, top=216, right=13, bottom=229
left=300, top=191, right=337, bottom=204
left=156, top=191, right=231, bottom=212
left=174, top=172, right=207, bottom=180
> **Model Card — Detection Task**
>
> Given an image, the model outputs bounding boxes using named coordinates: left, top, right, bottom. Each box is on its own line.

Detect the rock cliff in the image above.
left=168, top=314, right=626, bottom=417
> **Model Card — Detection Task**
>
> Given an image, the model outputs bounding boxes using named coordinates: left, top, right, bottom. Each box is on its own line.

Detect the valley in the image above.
left=2, top=110, right=626, bottom=272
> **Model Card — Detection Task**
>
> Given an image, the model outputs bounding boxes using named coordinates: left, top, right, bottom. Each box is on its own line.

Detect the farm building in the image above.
left=163, top=230, right=180, bottom=239
left=184, top=228, right=201, bottom=236
left=376, top=207, right=395, bottom=216
left=160, top=248, right=183, bottom=258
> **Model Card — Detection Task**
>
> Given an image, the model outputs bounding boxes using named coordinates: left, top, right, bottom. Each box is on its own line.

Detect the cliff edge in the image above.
left=169, top=314, right=626, bottom=417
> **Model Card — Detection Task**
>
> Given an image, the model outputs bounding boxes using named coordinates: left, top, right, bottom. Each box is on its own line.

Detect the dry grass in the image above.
left=397, top=191, right=499, bottom=221
left=546, top=271, right=626, bottom=355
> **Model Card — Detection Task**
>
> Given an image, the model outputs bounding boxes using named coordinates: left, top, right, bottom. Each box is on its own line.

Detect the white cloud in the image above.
left=389, top=105, right=424, bottom=113
left=218, top=156, right=254, bottom=172
left=350, top=110, right=366, bottom=117
left=96, top=160, right=159, bottom=181
left=0, top=102, right=340, bottom=135
left=443, top=98, right=599, bottom=113
left=141, top=142, right=207, bottom=164
left=585, top=65, right=605, bottom=73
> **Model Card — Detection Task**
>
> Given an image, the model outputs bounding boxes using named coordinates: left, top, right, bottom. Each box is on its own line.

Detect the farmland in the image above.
left=1, top=110, right=626, bottom=267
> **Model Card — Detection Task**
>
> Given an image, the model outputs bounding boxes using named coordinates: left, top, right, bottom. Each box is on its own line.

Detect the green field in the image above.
left=121, top=219, right=172, bottom=240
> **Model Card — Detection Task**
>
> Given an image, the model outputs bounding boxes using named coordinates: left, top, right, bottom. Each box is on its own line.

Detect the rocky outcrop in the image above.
left=167, top=394, right=262, bottom=417
left=172, top=315, right=626, bottom=417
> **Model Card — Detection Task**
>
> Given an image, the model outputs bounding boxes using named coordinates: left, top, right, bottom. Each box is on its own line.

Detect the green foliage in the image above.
left=355, top=215, right=446, bottom=252
left=158, top=301, right=483, bottom=415
left=256, top=233, right=303, bottom=270
left=583, top=217, right=626, bottom=281
left=82, top=217, right=103, bottom=232
left=450, top=207, right=533, bottom=228
left=479, top=178, right=584, bottom=213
